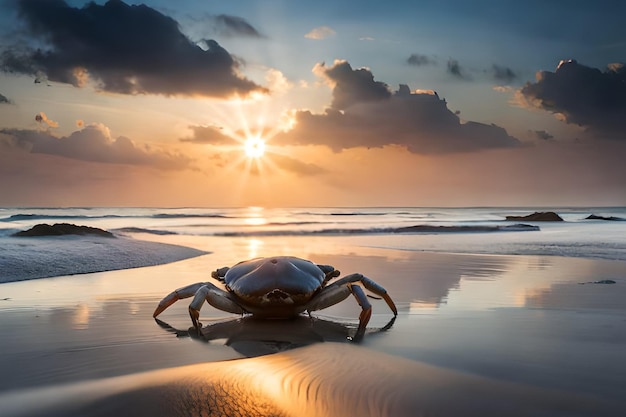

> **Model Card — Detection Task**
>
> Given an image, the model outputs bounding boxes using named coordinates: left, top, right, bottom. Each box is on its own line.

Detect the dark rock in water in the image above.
left=12, top=223, right=115, bottom=238
left=498, top=223, right=540, bottom=231
left=585, top=214, right=624, bottom=221
left=394, top=224, right=539, bottom=233
left=505, top=211, right=563, bottom=222
left=395, top=225, right=494, bottom=233
left=578, top=279, right=617, bottom=285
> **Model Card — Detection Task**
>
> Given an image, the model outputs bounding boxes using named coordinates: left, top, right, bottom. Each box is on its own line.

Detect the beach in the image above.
left=0, top=208, right=625, bottom=416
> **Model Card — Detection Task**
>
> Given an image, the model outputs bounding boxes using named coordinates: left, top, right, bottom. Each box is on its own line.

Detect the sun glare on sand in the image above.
left=244, top=135, right=266, bottom=158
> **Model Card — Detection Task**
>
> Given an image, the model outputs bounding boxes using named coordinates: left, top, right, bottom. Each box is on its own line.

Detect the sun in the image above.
left=244, top=136, right=266, bottom=158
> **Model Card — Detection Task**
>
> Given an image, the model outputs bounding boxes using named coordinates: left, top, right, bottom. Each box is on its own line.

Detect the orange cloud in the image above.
left=305, top=26, right=336, bottom=40
left=2, top=123, right=191, bottom=170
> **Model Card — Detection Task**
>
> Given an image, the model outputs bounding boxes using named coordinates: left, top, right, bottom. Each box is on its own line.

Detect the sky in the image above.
left=0, top=0, right=625, bottom=207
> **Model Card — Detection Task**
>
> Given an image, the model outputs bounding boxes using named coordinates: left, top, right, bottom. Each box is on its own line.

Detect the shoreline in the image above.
left=3, top=230, right=626, bottom=285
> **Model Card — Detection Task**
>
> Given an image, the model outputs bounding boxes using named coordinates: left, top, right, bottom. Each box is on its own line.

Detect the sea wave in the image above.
left=295, top=210, right=412, bottom=216
left=215, top=223, right=539, bottom=237
left=150, top=213, right=229, bottom=219
left=1, top=214, right=126, bottom=221
left=113, top=227, right=179, bottom=235
left=0, top=212, right=231, bottom=222
left=266, top=221, right=327, bottom=226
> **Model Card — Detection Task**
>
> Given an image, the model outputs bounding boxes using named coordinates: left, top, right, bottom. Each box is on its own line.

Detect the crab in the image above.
left=153, top=256, right=398, bottom=338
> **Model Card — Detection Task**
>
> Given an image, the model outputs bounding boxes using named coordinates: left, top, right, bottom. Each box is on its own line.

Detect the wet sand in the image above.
left=1, top=342, right=618, bottom=417
left=0, top=238, right=625, bottom=416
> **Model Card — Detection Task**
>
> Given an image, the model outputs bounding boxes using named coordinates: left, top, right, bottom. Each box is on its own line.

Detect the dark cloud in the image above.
left=315, top=60, right=391, bottom=110
left=0, top=92, right=11, bottom=104
left=0, top=0, right=265, bottom=97
left=492, top=64, right=517, bottom=83
left=1, top=124, right=191, bottom=169
left=520, top=59, right=626, bottom=138
left=447, top=59, right=469, bottom=79
left=407, top=53, right=436, bottom=66
left=275, top=61, right=520, bottom=154
left=530, top=130, right=554, bottom=141
left=213, top=14, right=263, bottom=38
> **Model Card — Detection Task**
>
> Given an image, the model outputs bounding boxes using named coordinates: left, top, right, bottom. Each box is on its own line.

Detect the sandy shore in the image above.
left=0, top=237, right=625, bottom=416
left=1, top=342, right=618, bottom=417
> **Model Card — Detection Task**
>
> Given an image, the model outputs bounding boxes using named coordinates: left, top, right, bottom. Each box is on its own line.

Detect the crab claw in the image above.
left=153, top=291, right=181, bottom=318
left=153, top=282, right=212, bottom=319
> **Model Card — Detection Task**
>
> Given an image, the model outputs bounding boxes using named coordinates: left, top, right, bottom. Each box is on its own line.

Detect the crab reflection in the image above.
left=155, top=315, right=396, bottom=357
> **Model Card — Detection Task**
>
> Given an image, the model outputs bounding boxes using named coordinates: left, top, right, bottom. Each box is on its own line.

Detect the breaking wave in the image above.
left=215, top=223, right=539, bottom=237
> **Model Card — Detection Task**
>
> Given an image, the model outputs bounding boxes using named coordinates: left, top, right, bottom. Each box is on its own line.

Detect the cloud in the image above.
left=212, top=14, right=263, bottom=38
left=268, top=153, right=327, bottom=177
left=493, top=85, right=513, bottom=93
left=305, top=26, right=336, bottom=40
left=0, top=92, right=12, bottom=104
left=519, top=59, right=626, bottom=138
left=447, top=59, right=470, bottom=80
left=314, top=60, right=391, bottom=110
left=1, top=123, right=191, bottom=169
left=274, top=60, right=520, bottom=154
left=407, top=54, right=436, bottom=66
left=0, top=0, right=265, bottom=98
left=35, top=112, right=58, bottom=128
left=529, top=130, right=554, bottom=141
left=491, top=64, right=518, bottom=83
left=180, top=125, right=233, bottom=144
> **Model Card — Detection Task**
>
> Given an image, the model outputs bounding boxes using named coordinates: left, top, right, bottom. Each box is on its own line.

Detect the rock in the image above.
left=578, top=279, right=617, bottom=285
left=394, top=224, right=539, bottom=233
left=505, top=212, right=563, bottom=222
left=585, top=214, right=624, bottom=221
left=12, top=223, right=115, bottom=238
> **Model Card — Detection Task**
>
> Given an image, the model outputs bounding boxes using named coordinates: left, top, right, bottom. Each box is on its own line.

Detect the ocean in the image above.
left=2, top=206, right=626, bottom=250
left=1, top=206, right=625, bottom=283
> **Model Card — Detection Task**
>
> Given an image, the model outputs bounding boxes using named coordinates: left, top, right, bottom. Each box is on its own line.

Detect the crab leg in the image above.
left=306, top=273, right=397, bottom=338
left=330, top=273, right=398, bottom=316
left=349, top=284, right=372, bottom=337
left=188, top=284, right=246, bottom=329
left=305, top=283, right=372, bottom=337
left=153, top=282, right=211, bottom=318
left=153, top=282, right=246, bottom=329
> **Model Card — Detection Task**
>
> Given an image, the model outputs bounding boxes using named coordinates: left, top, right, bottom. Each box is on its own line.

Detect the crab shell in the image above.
left=223, top=256, right=326, bottom=317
